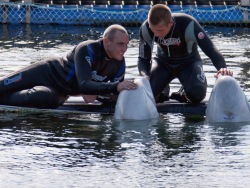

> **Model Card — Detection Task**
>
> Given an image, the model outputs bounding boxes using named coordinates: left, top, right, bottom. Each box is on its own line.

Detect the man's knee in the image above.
left=29, top=86, right=67, bottom=108
left=7, top=86, right=68, bottom=108
left=185, top=85, right=206, bottom=104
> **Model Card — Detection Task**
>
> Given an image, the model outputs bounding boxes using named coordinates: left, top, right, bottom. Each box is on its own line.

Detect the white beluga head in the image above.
left=206, top=75, right=250, bottom=123
left=114, top=77, right=159, bottom=120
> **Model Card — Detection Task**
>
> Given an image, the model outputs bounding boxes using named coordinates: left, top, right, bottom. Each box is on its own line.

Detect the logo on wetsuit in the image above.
left=85, top=56, right=92, bottom=66
left=92, top=71, right=107, bottom=81
left=197, top=65, right=206, bottom=83
left=3, top=73, right=22, bottom=85
left=114, top=74, right=124, bottom=82
left=158, top=37, right=181, bottom=46
left=198, top=32, right=205, bottom=40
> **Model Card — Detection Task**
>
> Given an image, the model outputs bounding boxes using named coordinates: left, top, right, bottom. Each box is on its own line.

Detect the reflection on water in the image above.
left=0, top=112, right=205, bottom=187
left=0, top=24, right=250, bottom=187
left=1, top=112, right=250, bottom=187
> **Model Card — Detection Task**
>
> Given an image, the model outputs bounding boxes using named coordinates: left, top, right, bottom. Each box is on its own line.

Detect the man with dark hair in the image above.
left=138, top=4, right=232, bottom=103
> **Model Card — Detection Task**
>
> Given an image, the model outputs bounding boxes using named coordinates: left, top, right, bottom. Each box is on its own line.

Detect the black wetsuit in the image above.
left=0, top=39, right=125, bottom=108
left=138, top=13, right=226, bottom=103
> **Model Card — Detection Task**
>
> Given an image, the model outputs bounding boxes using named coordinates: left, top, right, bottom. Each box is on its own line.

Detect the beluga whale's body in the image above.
left=114, top=77, right=159, bottom=120
left=206, top=75, right=250, bottom=123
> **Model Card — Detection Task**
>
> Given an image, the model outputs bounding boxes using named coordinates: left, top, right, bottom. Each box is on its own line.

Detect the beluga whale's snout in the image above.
left=114, top=77, right=159, bottom=120
left=206, top=75, right=250, bottom=123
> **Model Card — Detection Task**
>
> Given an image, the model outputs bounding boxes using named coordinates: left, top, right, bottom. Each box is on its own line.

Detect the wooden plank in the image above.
left=0, top=97, right=207, bottom=115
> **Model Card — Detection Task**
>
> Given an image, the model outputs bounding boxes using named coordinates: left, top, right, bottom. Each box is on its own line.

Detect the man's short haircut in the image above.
left=148, top=4, right=172, bottom=26
left=103, top=24, right=128, bottom=41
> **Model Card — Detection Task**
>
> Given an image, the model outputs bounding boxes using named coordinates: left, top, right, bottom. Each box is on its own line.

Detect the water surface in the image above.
left=0, top=24, right=250, bottom=187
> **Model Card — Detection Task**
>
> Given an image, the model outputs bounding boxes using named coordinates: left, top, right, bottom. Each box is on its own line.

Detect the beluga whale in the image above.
left=206, top=74, right=250, bottom=123
left=114, top=77, right=159, bottom=120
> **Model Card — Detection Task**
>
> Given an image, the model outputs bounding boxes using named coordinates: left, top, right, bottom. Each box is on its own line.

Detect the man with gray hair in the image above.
left=0, top=24, right=137, bottom=108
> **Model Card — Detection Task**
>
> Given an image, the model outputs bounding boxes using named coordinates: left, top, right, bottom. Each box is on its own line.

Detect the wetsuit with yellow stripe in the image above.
left=138, top=13, right=226, bottom=103
left=0, top=39, right=125, bottom=108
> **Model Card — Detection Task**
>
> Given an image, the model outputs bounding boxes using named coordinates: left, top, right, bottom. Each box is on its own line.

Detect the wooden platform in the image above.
left=0, top=99, right=207, bottom=115
left=60, top=100, right=207, bottom=115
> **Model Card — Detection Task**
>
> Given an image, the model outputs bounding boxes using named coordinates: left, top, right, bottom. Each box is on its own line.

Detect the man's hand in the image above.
left=214, top=68, right=233, bottom=78
left=117, top=80, right=138, bottom=92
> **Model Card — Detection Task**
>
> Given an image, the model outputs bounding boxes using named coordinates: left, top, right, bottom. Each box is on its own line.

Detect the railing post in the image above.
left=24, top=1, right=33, bottom=24
left=241, top=0, right=250, bottom=26
left=1, top=1, right=8, bottom=24
left=241, top=0, right=250, bottom=6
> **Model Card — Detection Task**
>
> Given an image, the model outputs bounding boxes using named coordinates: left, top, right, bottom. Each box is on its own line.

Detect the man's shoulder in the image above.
left=140, top=19, right=149, bottom=28
left=140, top=20, right=152, bottom=35
left=172, top=13, right=200, bottom=28
left=76, top=39, right=102, bottom=52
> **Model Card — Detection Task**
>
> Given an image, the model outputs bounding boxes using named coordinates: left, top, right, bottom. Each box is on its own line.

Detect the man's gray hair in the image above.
left=103, top=24, right=128, bottom=40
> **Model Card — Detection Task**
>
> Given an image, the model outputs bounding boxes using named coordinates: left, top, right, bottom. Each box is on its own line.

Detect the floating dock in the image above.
left=0, top=100, right=207, bottom=115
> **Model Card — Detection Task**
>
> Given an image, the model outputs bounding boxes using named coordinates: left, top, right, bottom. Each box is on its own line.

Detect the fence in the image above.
left=0, top=1, right=249, bottom=26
